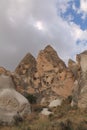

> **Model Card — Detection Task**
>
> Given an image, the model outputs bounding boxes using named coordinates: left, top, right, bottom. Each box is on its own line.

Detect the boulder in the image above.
left=49, top=98, right=63, bottom=108
left=41, top=108, right=53, bottom=116
left=0, top=75, right=31, bottom=125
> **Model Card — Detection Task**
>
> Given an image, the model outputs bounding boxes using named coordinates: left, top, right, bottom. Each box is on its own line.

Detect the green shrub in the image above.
left=25, top=94, right=37, bottom=104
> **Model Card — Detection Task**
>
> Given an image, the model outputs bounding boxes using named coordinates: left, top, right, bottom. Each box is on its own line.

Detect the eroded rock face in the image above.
left=68, top=59, right=80, bottom=79
left=0, top=75, right=31, bottom=125
left=72, top=51, right=87, bottom=108
left=13, top=45, right=75, bottom=105
left=36, top=45, right=74, bottom=99
left=0, top=67, right=11, bottom=76
left=15, top=53, right=37, bottom=76
left=37, top=45, right=66, bottom=76
left=14, top=53, right=37, bottom=94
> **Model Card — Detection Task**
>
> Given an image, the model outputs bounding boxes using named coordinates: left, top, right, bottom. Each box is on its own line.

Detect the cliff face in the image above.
left=36, top=45, right=74, bottom=99
left=68, top=59, right=80, bottom=79
left=15, top=53, right=37, bottom=76
left=13, top=53, right=37, bottom=94
left=37, top=45, right=66, bottom=76
left=1, top=45, right=87, bottom=109
left=72, top=51, right=87, bottom=108
left=12, top=45, right=75, bottom=104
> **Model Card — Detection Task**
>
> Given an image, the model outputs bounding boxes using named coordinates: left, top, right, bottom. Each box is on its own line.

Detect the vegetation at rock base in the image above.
left=1, top=97, right=87, bottom=130
left=24, top=93, right=37, bottom=104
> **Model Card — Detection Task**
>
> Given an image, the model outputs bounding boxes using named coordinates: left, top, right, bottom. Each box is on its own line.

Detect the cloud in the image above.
left=0, top=0, right=87, bottom=70
left=80, top=0, right=87, bottom=13
left=75, top=0, right=87, bottom=19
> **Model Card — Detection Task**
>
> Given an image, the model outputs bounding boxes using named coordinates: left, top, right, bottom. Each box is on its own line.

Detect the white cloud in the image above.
left=72, top=0, right=87, bottom=19
left=80, top=0, right=87, bottom=12
left=78, top=0, right=87, bottom=19
left=0, top=0, right=87, bottom=70
left=34, top=21, right=45, bottom=31
left=56, top=0, right=70, bottom=14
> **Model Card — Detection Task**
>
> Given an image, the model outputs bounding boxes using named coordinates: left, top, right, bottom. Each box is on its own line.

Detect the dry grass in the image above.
left=1, top=98, right=87, bottom=130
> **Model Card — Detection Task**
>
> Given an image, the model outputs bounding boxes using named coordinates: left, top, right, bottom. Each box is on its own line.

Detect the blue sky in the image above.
left=0, top=0, right=87, bottom=70
left=60, top=0, right=87, bottom=30
left=58, top=0, right=87, bottom=59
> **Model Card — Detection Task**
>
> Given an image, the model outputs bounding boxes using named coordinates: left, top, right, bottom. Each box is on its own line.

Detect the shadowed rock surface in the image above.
left=13, top=53, right=37, bottom=94
left=68, top=59, right=80, bottom=79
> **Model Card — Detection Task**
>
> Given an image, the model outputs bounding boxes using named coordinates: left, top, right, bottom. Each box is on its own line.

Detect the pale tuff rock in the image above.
left=77, top=51, right=87, bottom=72
left=0, top=67, right=11, bottom=76
left=71, top=80, right=79, bottom=107
left=0, top=67, right=7, bottom=74
left=0, top=75, right=31, bottom=125
left=13, top=45, right=75, bottom=105
left=41, top=108, right=53, bottom=116
left=48, top=98, right=63, bottom=108
left=36, top=45, right=74, bottom=98
left=15, top=53, right=37, bottom=75
left=72, top=50, right=87, bottom=108
left=14, top=53, right=37, bottom=94
left=68, top=59, right=81, bottom=79
left=37, top=45, right=66, bottom=76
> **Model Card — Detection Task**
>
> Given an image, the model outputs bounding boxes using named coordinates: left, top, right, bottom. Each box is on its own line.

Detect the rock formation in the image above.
left=0, top=67, right=11, bottom=76
left=72, top=50, right=87, bottom=108
left=2, top=45, right=87, bottom=128
left=13, top=45, right=75, bottom=105
left=15, top=53, right=37, bottom=76
left=68, top=59, right=80, bottom=79
left=14, top=53, right=37, bottom=94
left=0, top=75, right=31, bottom=125
left=36, top=45, right=74, bottom=100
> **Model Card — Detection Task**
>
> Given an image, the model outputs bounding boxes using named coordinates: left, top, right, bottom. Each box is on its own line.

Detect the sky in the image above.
left=0, top=0, right=87, bottom=70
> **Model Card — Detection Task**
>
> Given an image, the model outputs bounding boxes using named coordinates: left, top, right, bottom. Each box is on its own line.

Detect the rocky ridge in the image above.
left=2, top=45, right=87, bottom=109
left=12, top=45, right=75, bottom=106
left=12, top=46, right=87, bottom=109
